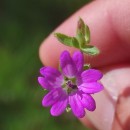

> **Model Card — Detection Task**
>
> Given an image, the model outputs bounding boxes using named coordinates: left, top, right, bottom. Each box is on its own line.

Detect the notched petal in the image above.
left=38, top=77, right=51, bottom=90
left=60, top=51, right=77, bottom=78
left=81, top=93, right=96, bottom=111
left=40, top=67, right=62, bottom=78
left=39, top=67, right=63, bottom=87
left=78, top=82, right=104, bottom=94
left=42, top=88, right=64, bottom=107
left=72, top=51, right=84, bottom=72
left=69, top=93, right=85, bottom=118
left=50, top=93, right=68, bottom=116
left=81, top=69, right=103, bottom=82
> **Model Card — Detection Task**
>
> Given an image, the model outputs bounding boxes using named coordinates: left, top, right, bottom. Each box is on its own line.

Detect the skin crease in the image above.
left=39, top=0, right=130, bottom=130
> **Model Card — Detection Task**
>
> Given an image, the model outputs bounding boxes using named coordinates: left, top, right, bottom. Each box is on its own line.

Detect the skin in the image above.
left=39, top=0, right=130, bottom=130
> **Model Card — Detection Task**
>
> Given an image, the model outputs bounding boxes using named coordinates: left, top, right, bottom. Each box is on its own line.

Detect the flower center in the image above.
left=66, top=80, right=77, bottom=89
left=62, top=77, right=77, bottom=94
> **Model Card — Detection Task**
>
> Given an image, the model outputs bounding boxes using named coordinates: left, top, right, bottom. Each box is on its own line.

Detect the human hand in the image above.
left=39, top=0, right=130, bottom=130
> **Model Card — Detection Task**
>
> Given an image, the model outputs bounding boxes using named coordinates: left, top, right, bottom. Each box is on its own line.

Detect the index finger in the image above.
left=39, top=0, right=130, bottom=68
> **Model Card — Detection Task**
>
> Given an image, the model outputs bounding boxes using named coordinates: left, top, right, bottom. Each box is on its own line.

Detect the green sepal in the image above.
left=76, top=18, right=90, bottom=47
left=66, top=107, right=71, bottom=112
left=83, top=64, right=91, bottom=70
left=80, top=45, right=100, bottom=55
left=54, top=33, right=79, bottom=48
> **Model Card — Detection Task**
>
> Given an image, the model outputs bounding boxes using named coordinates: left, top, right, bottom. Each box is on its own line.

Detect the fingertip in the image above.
left=39, top=36, right=60, bottom=67
left=39, top=34, right=77, bottom=67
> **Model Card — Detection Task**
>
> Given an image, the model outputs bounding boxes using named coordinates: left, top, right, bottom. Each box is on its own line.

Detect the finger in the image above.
left=86, top=64, right=130, bottom=130
left=112, top=87, right=130, bottom=130
left=80, top=117, right=97, bottom=130
left=39, top=0, right=130, bottom=130
left=39, top=0, right=130, bottom=68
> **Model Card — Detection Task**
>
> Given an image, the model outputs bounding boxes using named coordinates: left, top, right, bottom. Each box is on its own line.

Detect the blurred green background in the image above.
left=0, top=0, right=91, bottom=130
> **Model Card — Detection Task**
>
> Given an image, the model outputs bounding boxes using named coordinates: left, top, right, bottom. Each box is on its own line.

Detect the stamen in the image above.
left=66, top=80, right=77, bottom=89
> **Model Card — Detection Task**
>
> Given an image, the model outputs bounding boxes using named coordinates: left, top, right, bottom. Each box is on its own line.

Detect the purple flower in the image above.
left=38, top=51, right=103, bottom=118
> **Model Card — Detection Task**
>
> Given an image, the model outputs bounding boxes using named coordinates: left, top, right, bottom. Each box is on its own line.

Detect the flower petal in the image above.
left=81, top=93, right=96, bottom=111
left=60, top=51, right=77, bottom=78
left=81, top=69, right=103, bottom=82
left=38, top=77, right=54, bottom=90
left=78, top=82, right=104, bottom=94
left=72, top=51, right=84, bottom=72
left=42, top=88, right=64, bottom=107
left=69, top=93, right=85, bottom=118
left=40, top=67, right=63, bottom=88
left=50, top=92, right=68, bottom=116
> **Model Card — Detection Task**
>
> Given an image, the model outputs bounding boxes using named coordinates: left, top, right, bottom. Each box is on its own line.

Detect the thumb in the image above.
left=82, top=64, right=130, bottom=130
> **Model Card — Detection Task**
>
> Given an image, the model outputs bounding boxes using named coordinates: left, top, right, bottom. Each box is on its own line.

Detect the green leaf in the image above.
left=54, top=33, right=79, bottom=48
left=54, top=18, right=100, bottom=57
left=76, top=18, right=90, bottom=47
left=84, top=23, right=90, bottom=44
left=80, top=45, right=100, bottom=55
